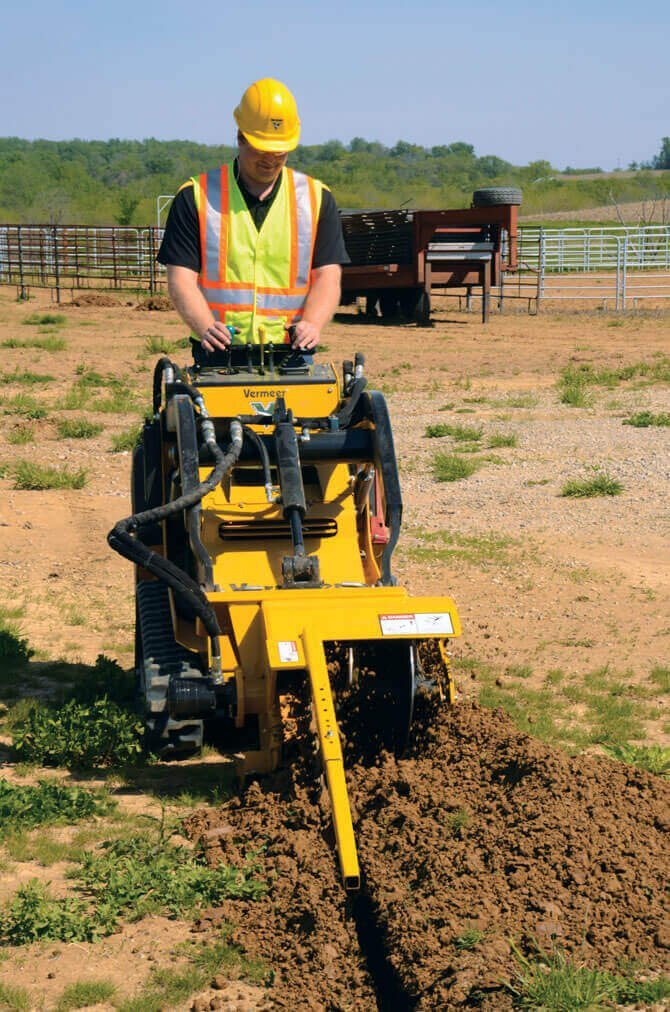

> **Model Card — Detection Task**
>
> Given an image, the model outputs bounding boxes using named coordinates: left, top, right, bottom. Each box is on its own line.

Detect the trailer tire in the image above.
left=472, top=187, right=522, bottom=207
left=413, top=290, right=431, bottom=327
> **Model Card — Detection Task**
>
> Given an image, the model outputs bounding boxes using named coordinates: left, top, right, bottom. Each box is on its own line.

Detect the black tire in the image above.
left=379, top=291, right=400, bottom=319
left=413, top=290, right=431, bottom=327
left=472, top=187, right=522, bottom=207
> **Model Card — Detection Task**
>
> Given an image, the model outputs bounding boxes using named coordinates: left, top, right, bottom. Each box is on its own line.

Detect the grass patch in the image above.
left=0, top=831, right=267, bottom=945
left=650, top=666, right=670, bottom=693
left=0, top=982, right=30, bottom=1011
left=0, top=608, right=32, bottom=669
left=2, top=394, right=48, bottom=419
left=110, top=425, right=141, bottom=452
left=431, top=452, right=481, bottom=482
left=55, top=981, right=116, bottom=1011
left=1, top=335, right=67, bottom=351
left=492, top=393, right=538, bottom=409
left=487, top=432, right=518, bottom=448
left=0, top=369, right=55, bottom=386
left=509, top=944, right=670, bottom=1010
left=5, top=425, right=34, bottom=446
left=601, top=743, right=670, bottom=778
left=559, top=357, right=670, bottom=408
left=117, top=937, right=267, bottom=1012
left=425, top=423, right=483, bottom=441
left=560, top=470, right=623, bottom=498
left=453, top=929, right=483, bottom=951
left=56, top=418, right=103, bottom=439
left=12, top=698, right=143, bottom=768
left=403, top=529, right=518, bottom=569
left=0, top=779, right=113, bottom=837
left=140, top=334, right=189, bottom=356
left=622, top=410, right=670, bottom=427
left=10, top=460, right=87, bottom=490
left=448, top=808, right=471, bottom=837
left=22, top=313, right=66, bottom=327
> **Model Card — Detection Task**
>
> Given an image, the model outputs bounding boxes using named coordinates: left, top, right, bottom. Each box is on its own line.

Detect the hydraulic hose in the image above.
left=110, top=360, right=244, bottom=678
left=243, top=424, right=273, bottom=502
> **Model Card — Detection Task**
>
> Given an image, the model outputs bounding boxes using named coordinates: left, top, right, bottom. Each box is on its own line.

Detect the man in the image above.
left=158, top=78, right=349, bottom=357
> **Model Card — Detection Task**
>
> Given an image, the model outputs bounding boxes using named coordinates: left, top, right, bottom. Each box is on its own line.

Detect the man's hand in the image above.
left=201, top=321, right=234, bottom=352
left=290, top=320, right=320, bottom=351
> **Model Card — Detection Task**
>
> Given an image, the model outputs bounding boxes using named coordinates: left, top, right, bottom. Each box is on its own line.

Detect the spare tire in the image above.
left=472, top=187, right=522, bottom=207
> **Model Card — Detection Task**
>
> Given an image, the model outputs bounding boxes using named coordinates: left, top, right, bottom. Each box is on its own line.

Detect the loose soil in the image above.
left=0, top=289, right=669, bottom=1009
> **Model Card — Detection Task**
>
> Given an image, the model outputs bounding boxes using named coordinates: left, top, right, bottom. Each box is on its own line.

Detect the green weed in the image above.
left=492, top=393, right=538, bottom=409
left=2, top=394, right=48, bottom=419
left=0, top=369, right=55, bottom=386
left=56, top=418, right=103, bottom=439
left=403, top=529, right=517, bottom=570
left=448, top=808, right=472, bottom=837
left=650, top=666, right=670, bottom=693
left=0, top=982, right=30, bottom=1011
left=509, top=944, right=670, bottom=1010
left=622, top=410, right=670, bottom=427
left=559, top=357, right=670, bottom=408
left=431, top=452, right=481, bottom=482
left=55, top=981, right=116, bottom=1011
left=602, top=743, right=670, bottom=778
left=561, top=469, right=622, bottom=498
left=0, top=608, right=32, bottom=668
left=1, top=335, right=67, bottom=351
left=142, top=334, right=178, bottom=355
left=487, top=432, right=518, bottom=448
left=425, top=423, right=483, bottom=441
left=22, top=313, right=66, bottom=326
left=117, top=937, right=267, bottom=1012
left=453, top=929, right=483, bottom=951
left=5, top=425, right=34, bottom=446
left=12, top=698, right=143, bottom=768
left=0, top=779, right=113, bottom=837
left=10, top=461, right=87, bottom=490
left=110, top=425, right=141, bottom=452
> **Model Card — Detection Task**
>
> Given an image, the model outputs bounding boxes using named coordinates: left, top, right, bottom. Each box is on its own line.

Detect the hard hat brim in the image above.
left=237, top=127, right=300, bottom=153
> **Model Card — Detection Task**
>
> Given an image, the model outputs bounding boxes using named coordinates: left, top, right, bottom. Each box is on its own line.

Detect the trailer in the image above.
left=340, top=187, right=522, bottom=324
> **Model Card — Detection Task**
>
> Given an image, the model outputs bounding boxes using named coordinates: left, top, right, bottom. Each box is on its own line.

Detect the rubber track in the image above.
left=136, top=580, right=204, bottom=754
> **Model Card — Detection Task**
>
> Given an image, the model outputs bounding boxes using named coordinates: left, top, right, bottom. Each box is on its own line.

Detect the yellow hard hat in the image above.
left=234, top=78, right=301, bottom=153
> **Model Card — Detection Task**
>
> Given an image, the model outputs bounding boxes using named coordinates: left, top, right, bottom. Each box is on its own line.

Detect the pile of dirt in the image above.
left=187, top=702, right=669, bottom=1010
left=185, top=776, right=376, bottom=1011
left=350, top=701, right=670, bottom=1008
left=68, top=292, right=128, bottom=307
left=135, top=294, right=173, bottom=311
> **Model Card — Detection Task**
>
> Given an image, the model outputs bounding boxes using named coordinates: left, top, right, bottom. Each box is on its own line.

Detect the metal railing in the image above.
left=1, top=221, right=669, bottom=312
left=0, top=224, right=166, bottom=300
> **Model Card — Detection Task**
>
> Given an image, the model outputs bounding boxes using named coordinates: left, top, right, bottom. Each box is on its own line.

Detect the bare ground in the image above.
left=0, top=289, right=669, bottom=1009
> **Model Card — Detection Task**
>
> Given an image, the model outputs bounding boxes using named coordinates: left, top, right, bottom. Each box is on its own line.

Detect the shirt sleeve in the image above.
left=157, top=184, right=201, bottom=272
left=312, top=189, right=351, bottom=269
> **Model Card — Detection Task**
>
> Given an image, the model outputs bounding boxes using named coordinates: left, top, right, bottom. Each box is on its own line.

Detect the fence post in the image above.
left=52, top=226, right=61, bottom=304
left=17, top=225, right=27, bottom=300
left=148, top=227, right=156, bottom=295
left=621, top=236, right=627, bottom=310
left=537, top=229, right=545, bottom=305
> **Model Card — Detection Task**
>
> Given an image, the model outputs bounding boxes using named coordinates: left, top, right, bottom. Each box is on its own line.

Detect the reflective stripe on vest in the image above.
left=192, top=165, right=324, bottom=344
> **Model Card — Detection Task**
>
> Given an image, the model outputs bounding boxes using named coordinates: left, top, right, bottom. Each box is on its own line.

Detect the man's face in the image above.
left=237, top=136, right=288, bottom=188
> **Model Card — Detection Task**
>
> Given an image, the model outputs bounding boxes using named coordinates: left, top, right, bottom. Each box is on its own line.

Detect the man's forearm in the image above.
left=302, top=265, right=341, bottom=329
left=166, top=267, right=214, bottom=339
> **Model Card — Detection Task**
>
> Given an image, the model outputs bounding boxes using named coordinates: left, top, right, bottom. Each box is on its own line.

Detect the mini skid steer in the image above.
left=109, top=337, right=460, bottom=888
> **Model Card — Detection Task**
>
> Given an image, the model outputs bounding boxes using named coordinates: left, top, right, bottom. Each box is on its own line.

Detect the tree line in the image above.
left=0, top=136, right=668, bottom=225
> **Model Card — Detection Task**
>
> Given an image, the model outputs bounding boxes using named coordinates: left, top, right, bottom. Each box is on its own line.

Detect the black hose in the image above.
left=243, top=424, right=272, bottom=498
left=110, top=361, right=244, bottom=666
left=108, top=432, right=241, bottom=645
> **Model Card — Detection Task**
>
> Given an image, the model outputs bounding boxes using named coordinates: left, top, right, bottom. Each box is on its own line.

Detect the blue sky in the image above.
left=1, top=0, right=667, bottom=170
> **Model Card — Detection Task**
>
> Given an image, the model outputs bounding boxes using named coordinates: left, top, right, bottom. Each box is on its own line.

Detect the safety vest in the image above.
left=191, top=164, right=325, bottom=345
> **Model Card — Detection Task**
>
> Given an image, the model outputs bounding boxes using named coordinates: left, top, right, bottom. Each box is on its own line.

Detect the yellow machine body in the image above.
left=132, top=349, right=461, bottom=888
